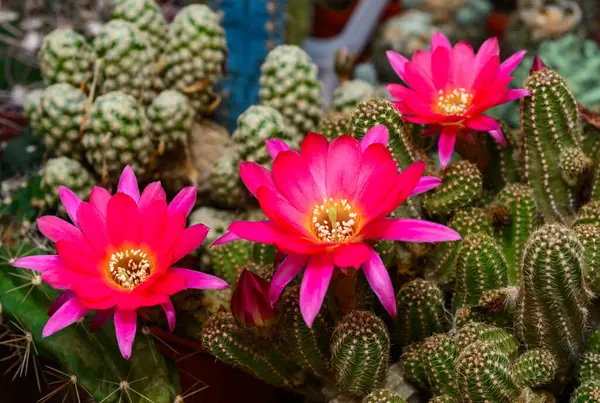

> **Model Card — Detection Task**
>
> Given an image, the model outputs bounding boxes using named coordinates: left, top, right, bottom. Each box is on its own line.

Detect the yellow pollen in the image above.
left=311, top=198, right=358, bottom=242
left=436, top=88, right=473, bottom=115
left=108, top=248, right=151, bottom=290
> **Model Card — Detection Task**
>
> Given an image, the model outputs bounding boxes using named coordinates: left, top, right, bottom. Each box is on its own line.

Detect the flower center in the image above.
left=311, top=198, right=358, bottom=242
left=436, top=88, right=473, bottom=115
left=108, top=248, right=151, bottom=290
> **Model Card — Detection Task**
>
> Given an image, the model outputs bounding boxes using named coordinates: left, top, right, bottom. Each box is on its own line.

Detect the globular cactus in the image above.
left=452, top=232, right=509, bottom=313
left=110, top=0, right=168, bottom=54
left=259, top=45, right=323, bottom=139
left=516, top=224, right=591, bottom=368
left=331, top=79, right=375, bottom=114
left=280, top=286, right=332, bottom=379
left=454, top=322, right=519, bottom=361
left=456, top=340, right=521, bottom=402
left=37, top=28, right=95, bottom=87
left=93, top=20, right=160, bottom=105
left=573, top=224, right=600, bottom=294
left=570, top=380, right=600, bottom=402
left=494, top=184, right=538, bottom=285
left=146, top=90, right=194, bottom=152
left=209, top=153, right=249, bottom=208
left=331, top=310, right=391, bottom=396
left=512, top=349, right=557, bottom=388
left=423, top=160, right=483, bottom=216
left=573, top=201, right=600, bottom=227
left=231, top=105, right=296, bottom=165
left=362, top=389, right=407, bottom=403
left=82, top=91, right=155, bottom=182
left=396, top=279, right=450, bottom=347
left=40, top=157, right=95, bottom=209
left=32, top=83, right=86, bottom=159
left=420, top=333, right=458, bottom=396
left=482, top=121, right=523, bottom=192
left=462, top=286, right=520, bottom=329
left=202, top=312, right=295, bottom=388
left=162, top=4, right=227, bottom=115
left=521, top=65, right=587, bottom=224
left=560, top=147, right=592, bottom=186
left=401, top=342, right=428, bottom=389
left=577, top=352, right=600, bottom=384
left=318, top=111, right=350, bottom=141
left=208, top=241, right=252, bottom=285
left=24, top=89, right=43, bottom=123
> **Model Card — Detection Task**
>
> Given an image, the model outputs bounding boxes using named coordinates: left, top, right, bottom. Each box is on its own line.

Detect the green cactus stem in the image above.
left=420, top=333, right=458, bottom=397
left=573, top=224, right=600, bottom=294
left=481, top=121, right=523, bottom=192
left=429, top=395, right=458, bottom=403
left=454, top=322, right=519, bottom=361
left=401, top=342, right=428, bottom=390
left=574, top=201, right=600, bottom=227
left=577, top=352, right=600, bottom=384
left=362, top=389, right=407, bottom=403
left=570, top=380, right=600, bottom=403
left=512, top=349, right=557, bottom=388
left=208, top=241, right=252, bottom=286
left=318, top=111, right=350, bottom=141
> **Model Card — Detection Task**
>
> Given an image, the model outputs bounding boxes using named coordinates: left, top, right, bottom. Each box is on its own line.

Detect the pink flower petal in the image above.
left=37, top=216, right=81, bottom=243
left=239, top=162, right=275, bottom=198
left=471, top=55, right=500, bottom=93
left=107, top=193, right=141, bottom=247
left=301, top=133, right=328, bottom=198
left=431, top=46, right=452, bottom=90
left=272, top=150, right=320, bottom=212
left=386, top=51, right=408, bottom=81
left=266, top=138, right=291, bottom=160
left=148, top=271, right=188, bottom=295
left=474, top=37, right=499, bottom=75
left=410, top=176, right=442, bottom=197
left=431, top=31, right=452, bottom=51
left=256, top=186, right=310, bottom=235
left=466, top=115, right=506, bottom=147
left=438, top=126, right=459, bottom=169
left=140, top=199, right=168, bottom=251
left=157, top=212, right=186, bottom=255
left=90, top=308, right=113, bottom=332
left=326, top=135, right=361, bottom=200
left=452, top=41, right=475, bottom=89
left=12, top=255, right=63, bottom=272
left=89, top=186, right=111, bottom=219
left=76, top=202, right=110, bottom=255
left=172, top=224, right=210, bottom=263
left=171, top=267, right=229, bottom=289
left=362, top=218, right=461, bottom=242
left=161, top=299, right=176, bottom=332
left=58, top=186, right=83, bottom=226
left=300, top=253, right=334, bottom=327
left=225, top=220, right=281, bottom=245
left=500, top=89, right=531, bottom=103
left=168, top=186, right=197, bottom=218
left=370, top=161, right=426, bottom=220
left=333, top=242, right=371, bottom=269
left=42, top=296, right=89, bottom=337
left=269, top=254, right=308, bottom=305
left=355, top=160, right=400, bottom=218
left=404, top=62, right=437, bottom=99
left=117, top=165, right=140, bottom=203
left=114, top=309, right=137, bottom=360
left=212, top=231, right=243, bottom=246
left=362, top=248, right=396, bottom=317
left=357, top=144, right=394, bottom=192
left=360, top=125, right=389, bottom=150
left=55, top=240, right=101, bottom=275
left=138, top=182, right=166, bottom=214
left=411, top=50, right=433, bottom=80
left=48, top=291, right=75, bottom=316
left=499, top=50, right=527, bottom=76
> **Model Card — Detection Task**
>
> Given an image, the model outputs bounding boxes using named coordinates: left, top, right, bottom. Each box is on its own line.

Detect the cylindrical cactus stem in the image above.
left=570, top=380, right=600, bottom=402
left=464, top=286, right=520, bottom=329
left=208, top=241, right=252, bottom=286
left=521, top=67, right=584, bottom=224
left=573, top=224, right=600, bottom=294
left=423, top=160, right=483, bottom=216
left=482, top=121, right=523, bottom=192
left=516, top=224, right=591, bottom=368
left=279, top=286, right=332, bottom=379
left=331, top=310, right=391, bottom=396
left=429, top=396, right=459, bottom=403
left=401, top=342, right=428, bottom=390
left=452, top=232, right=509, bottom=313
left=420, top=333, right=459, bottom=397
left=494, top=184, right=538, bottom=285
left=512, top=349, right=558, bottom=388
left=396, top=279, right=450, bottom=347
left=202, top=312, right=295, bottom=388
left=454, top=322, right=519, bottom=361
left=577, top=352, right=600, bottom=384
left=456, top=341, right=521, bottom=402
left=574, top=201, right=600, bottom=227
left=362, top=389, right=407, bottom=403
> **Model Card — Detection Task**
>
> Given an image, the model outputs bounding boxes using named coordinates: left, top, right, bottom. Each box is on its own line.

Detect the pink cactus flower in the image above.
left=231, top=269, right=276, bottom=332
left=386, top=32, right=531, bottom=168
left=213, top=126, right=461, bottom=327
left=12, top=166, right=228, bottom=359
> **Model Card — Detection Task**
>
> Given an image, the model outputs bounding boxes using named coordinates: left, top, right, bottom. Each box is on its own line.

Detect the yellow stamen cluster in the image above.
left=436, top=88, right=473, bottom=115
left=312, top=198, right=358, bottom=242
left=108, top=248, right=151, bottom=290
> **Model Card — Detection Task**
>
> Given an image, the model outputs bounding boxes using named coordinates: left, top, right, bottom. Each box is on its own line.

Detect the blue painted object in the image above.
left=208, top=0, right=287, bottom=132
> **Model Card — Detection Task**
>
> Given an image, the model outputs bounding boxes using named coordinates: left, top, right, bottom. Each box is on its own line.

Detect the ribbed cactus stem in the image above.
left=401, top=343, right=428, bottom=389
left=573, top=224, right=600, bottom=294
left=396, top=279, right=449, bottom=347
left=318, top=111, right=350, bottom=141
left=429, top=396, right=459, bottom=403
left=574, top=201, right=600, bottom=227
left=454, top=322, right=519, bottom=361
left=512, top=349, right=557, bottom=388
left=516, top=224, right=591, bottom=368
left=521, top=67, right=584, bottom=224
left=577, top=352, right=600, bottom=384
left=208, top=241, right=251, bottom=286
left=420, top=333, right=458, bottom=396
left=482, top=121, right=523, bottom=192
left=570, top=380, right=600, bottom=402
left=331, top=310, right=391, bottom=396
left=362, top=389, right=407, bottom=403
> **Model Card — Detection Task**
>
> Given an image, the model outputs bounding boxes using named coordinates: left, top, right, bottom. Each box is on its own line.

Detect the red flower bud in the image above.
left=231, top=269, right=275, bottom=332
left=530, top=55, right=547, bottom=73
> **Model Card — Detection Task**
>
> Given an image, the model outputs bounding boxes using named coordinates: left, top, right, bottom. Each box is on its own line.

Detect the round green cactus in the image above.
left=318, top=111, right=351, bottom=141
left=420, top=333, right=458, bottom=396
left=454, top=322, right=519, bottom=361
left=573, top=224, right=600, bottom=294
left=209, top=154, right=249, bottom=208
left=574, top=201, right=600, bottom=228
left=24, top=89, right=43, bottom=123
left=401, top=342, right=428, bottom=389
left=111, top=0, right=168, bottom=54
left=146, top=90, right=194, bottom=152
left=362, top=389, right=407, bottom=403
left=331, top=79, right=375, bottom=114
left=512, top=349, right=557, bottom=388
left=570, top=380, right=600, bottom=403
left=559, top=147, right=592, bottom=186
left=428, top=396, right=458, bottom=403
left=208, top=241, right=251, bottom=286
left=40, top=157, right=95, bottom=209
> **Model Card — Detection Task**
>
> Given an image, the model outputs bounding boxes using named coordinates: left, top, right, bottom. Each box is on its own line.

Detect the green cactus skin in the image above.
left=494, top=184, right=538, bottom=285
left=521, top=68, right=585, bottom=224
left=209, top=241, right=252, bottom=285
left=512, top=349, right=557, bottom=388
left=570, top=380, right=600, bottom=403
left=454, top=322, right=519, bottom=361
left=332, top=80, right=375, bottom=114
left=462, top=286, right=520, bottom=329
left=573, top=224, right=600, bottom=294
left=429, top=396, right=458, bottom=403
left=202, top=312, right=295, bottom=388
left=38, top=28, right=95, bottom=87
left=574, top=201, right=600, bottom=228
left=82, top=91, right=155, bottom=182
left=452, top=232, right=509, bottom=313
left=584, top=328, right=600, bottom=354
left=40, top=157, right=95, bottom=209
left=331, top=310, right=391, bottom=396
left=362, top=389, right=407, bottom=403
left=423, top=160, right=483, bottom=216
left=560, top=147, right=593, bottom=186
left=590, top=167, right=600, bottom=203
left=111, top=0, right=168, bottom=54
left=577, top=353, right=600, bottom=384
left=147, top=90, right=194, bottom=152
left=456, top=340, right=521, bottom=403
left=231, top=105, right=296, bottom=165
left=401, top=342, right=428, bottom=389
left=420, top=333, right=458, bottom=397
left=259, top=45, right=323, bottom=139
left=317, top=111, right=350, bottom=141
left=482, top=121, right=523, bottom=192
left=209, top=153, right=249, bottom=208
left=396, top=279, right=449, bottom=347
left=516, top=224, right=591, bottom=368
left=279, top=286, right=332, bottom=379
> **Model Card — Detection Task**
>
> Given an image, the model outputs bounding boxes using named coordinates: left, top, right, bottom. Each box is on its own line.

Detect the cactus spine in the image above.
left=512, top=349, right=557, bottom=388
left=573, top=224, right=600, bottom=294
left=454, top=322, right=519, bottom=361
left=420, top=333, right=458, bottom=397
left=570, top=380, right=600, bottom=402
left=401, top=342, right=428, bottom=389
left=146, top=90, right=194, bottom=152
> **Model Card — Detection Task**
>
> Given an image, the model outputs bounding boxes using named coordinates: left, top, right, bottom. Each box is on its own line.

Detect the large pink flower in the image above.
left=386, top=31, right=530, bottom=168
left=213, top=126, right=461, bottom=326
left=12, top=167, right=228, bottom=359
